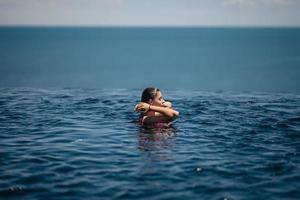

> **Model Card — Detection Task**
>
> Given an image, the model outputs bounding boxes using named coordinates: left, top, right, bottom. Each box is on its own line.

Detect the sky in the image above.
left=0, top=0, right=299, bottom=27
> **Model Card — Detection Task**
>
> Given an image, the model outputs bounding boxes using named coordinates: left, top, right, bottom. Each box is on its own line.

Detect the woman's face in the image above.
left=150, top=91, right=165, bottom=106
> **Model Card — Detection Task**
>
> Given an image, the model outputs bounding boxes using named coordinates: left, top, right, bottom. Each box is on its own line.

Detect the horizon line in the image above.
left=1, top=24, right=300, bottom=29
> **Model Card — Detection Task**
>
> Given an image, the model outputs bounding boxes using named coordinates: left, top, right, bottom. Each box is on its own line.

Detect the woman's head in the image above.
left=141, top=87, right=165, bottom=106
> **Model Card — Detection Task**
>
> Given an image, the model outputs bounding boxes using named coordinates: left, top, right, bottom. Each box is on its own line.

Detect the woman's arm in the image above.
left=134, top=102, right=179, bottom=118
left=148, top=105, right=179, bottom=118
left=134, top=102, right=179, bottom=124
left=142, top=106, right=179, bottom=125
left=162, top=101, right=172, bottom=108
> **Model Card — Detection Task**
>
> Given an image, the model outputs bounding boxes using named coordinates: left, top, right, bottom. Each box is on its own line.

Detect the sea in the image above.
left=0, top=27, right=300, bottom=92
left=0, top=27, right=300, bottom=199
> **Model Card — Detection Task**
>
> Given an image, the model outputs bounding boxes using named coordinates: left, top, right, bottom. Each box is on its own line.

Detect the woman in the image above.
left=134, top=87, right=179, bottom=127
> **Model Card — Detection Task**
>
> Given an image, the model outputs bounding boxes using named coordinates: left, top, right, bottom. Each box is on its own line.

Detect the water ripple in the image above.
left=0, top=88, right=299, bottom=199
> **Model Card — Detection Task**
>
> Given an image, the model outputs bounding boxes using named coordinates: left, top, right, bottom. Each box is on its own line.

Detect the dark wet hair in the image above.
left=141, top=87, right=160, bottom=103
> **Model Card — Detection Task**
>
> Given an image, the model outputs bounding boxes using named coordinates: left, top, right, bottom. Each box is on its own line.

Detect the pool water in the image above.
left=0, top=88, right=299, bottom=199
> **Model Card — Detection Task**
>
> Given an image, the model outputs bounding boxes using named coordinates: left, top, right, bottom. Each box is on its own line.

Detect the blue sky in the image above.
left=0, top=0, right=299, bottom=26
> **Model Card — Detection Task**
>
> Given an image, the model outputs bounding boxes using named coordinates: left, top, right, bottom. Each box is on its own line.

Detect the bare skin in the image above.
left=134, top=91, right=179, bottom=125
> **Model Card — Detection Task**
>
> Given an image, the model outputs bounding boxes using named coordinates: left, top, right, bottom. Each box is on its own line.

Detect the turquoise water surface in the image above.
left=0, top=27, right=300, bottom=93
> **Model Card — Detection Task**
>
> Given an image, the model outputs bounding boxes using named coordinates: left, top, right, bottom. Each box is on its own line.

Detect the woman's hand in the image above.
left=134, top=102, right=150, bottom=113
left=162, top=101, right=172, bottom=108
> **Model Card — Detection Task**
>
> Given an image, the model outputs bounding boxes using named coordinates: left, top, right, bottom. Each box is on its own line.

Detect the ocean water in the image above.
left=0, top=27, right=300, bottom=93
left=0, top=87, right=299, bottom=199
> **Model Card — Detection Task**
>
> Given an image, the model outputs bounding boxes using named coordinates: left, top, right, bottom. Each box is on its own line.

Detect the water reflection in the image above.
left=136, top=124, right=177, bottom=152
